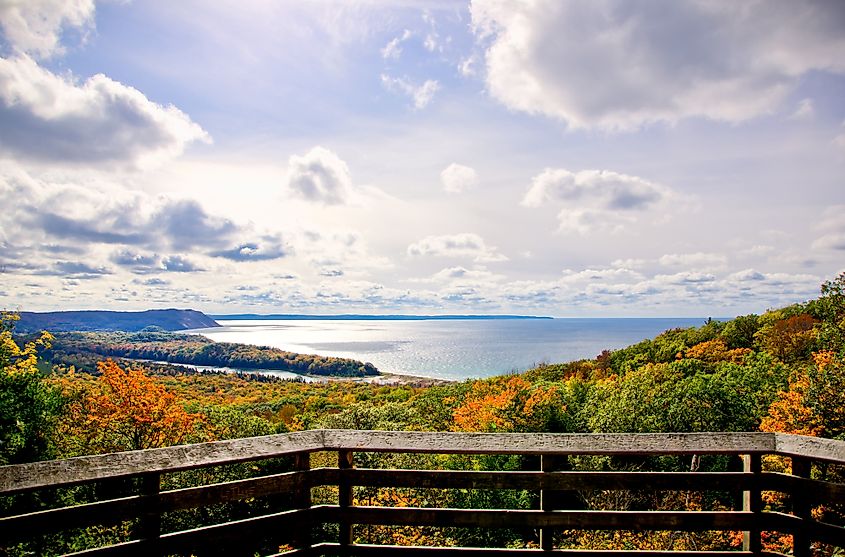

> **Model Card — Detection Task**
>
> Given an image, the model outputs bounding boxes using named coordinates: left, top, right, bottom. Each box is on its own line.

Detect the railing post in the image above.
left=742, top=454, right=762, bottom=555
left=338, top=449, right=354, bottom=553
left=791, top=456, right=812, bottom=557
left=539, top=454, right=557, bottom=551
left=294, top=451, right=312, bottom=551
left=138, top=472, right=161, bottom=555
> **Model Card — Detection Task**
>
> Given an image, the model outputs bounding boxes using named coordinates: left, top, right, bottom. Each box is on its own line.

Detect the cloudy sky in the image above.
left=0, top=0, right=843, bottom=317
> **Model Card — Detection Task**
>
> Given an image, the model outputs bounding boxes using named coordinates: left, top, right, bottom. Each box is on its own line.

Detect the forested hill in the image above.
left=14, top=309, right=220, bottom=332
left=43, top=330, right=380, bottom=378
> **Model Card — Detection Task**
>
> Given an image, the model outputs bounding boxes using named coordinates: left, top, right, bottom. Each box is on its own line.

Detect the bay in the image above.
left=187, top=317, right=716, bottom=381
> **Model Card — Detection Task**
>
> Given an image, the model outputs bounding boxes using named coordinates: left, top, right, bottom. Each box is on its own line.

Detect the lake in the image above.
left=187, top=317, right=714, bottom=381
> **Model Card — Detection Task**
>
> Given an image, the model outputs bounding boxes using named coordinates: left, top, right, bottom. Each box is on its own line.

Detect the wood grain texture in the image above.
left=321, top=430, right=777, bottom=456
left=0, top=429, right=324, bottom=494
left=774, top=434, right=845, bottom=463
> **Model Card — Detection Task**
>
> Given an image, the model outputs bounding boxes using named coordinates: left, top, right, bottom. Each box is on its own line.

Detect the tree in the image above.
left=761, top=351, right=845, bottom=439
left=59, top=360, right=203, bottom=454
left=0, top=312, right=61, bottom=464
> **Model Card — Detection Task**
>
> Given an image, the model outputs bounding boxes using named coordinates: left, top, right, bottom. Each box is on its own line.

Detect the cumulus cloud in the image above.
left=109, top=250, right=204, bottom=274
left=440, top=163, right=478, bottom=194
left=0, top=0, right=95, bottom=59
left=0, top=55, right=210, bottom=167
left=0, top=165, right=295, bottom=281
left=161, top=255, right=202, bottom=273
left=209, top=239, right=288, bottom=262
left=522, top=168, right=674, bottom=233
left=380, top=74, right=439, bottom=109
left=36, top=260, right=111, bottom=279
left=285, top=146, right=353, bottom=205
left=407, top=233, right=507, bottom=263
left=151, top=199, right=238, bottom=250
left=110, top=249, right=159, bottom=270
left=471, top=0, right=845, bottom=129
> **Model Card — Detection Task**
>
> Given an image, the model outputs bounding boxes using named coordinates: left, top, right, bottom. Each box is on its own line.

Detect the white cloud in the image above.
left=522, top=167, right=674, bottom=233
left=0, top=55, right=210, bottom=167
left=381, top=74, right=440, bottom=109
left=285, top=146, right=353, bottom=205
left=659, top=252, right=728, bottom=270
left=790, top=98, right=815, bottom=120
left=407, top=233, right=507, bottom=263
left=440, top=163, right=478, bottom=194
left=812, top=205, right=845, bottom=252
left=459, top=54, right=478, bottom=77
left=0, top=0, right=95, bottom=59
left=381, top=29, right=412, bottom=59
left=471, top=0, right=845, bottom=129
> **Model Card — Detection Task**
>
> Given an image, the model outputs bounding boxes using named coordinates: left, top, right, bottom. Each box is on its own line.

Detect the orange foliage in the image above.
left=683, top=339, right=750, bottom=364
left=761, top=350, right=845, bottom=438
left=59, top=360, right=203, bottom=453
left=452, top=376, right=562, bottom=432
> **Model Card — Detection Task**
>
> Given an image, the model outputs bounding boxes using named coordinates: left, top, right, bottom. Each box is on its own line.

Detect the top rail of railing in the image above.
left=1, top=430, right=843, bottom=495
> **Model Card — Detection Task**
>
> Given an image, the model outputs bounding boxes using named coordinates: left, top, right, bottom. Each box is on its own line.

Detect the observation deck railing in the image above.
left=0, top=430, right=843, bottom=556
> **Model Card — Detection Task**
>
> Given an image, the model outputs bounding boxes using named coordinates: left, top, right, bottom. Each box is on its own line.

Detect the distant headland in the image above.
left=13, top=309, right=220, bottom=333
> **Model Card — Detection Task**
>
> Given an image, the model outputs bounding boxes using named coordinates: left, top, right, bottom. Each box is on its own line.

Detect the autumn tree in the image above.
left=761, top=351, right=845, bottom=439
left=754, top=312, right=818, bottom=363
left=59, top=360, right=203, bottom=454
left=0, top=312, right=61, bottom=464
left=452, top=376, right=569, bottom=433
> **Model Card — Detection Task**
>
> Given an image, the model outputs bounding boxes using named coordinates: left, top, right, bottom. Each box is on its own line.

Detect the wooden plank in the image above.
left=0, top=429, right=324, bottom=494
left=156, top=469, right=308, bottom=513
left=742, top=454, right=761, bottom=554
left=791, top=457, right=812, bottom=557
left=0, top=495, right=140, bottom=544
left=0, top=469, right=315, bottom=543
left=328, top=506, right=756, bottom=531
left=65, top=540, right=144, bottom=556
left=338, top=469, right=752, bottom=492
left=155, top=507, right=312, bottom=554
left=339, top=450, right=355, bottom=548
left=808, top=520, right=845, bottom=548
left=774, top=434, right=845, bottom=464
left=7, top=431, right=845, bottom=498
left=321, top=430, right=777, bottom=457
left=312, top=543, right=757, bottom=556
left=762, top=472, right=845, bottom=504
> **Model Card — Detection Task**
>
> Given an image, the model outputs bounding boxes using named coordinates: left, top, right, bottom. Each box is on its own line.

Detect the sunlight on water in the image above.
left=187, top=318, right=711, bottom=381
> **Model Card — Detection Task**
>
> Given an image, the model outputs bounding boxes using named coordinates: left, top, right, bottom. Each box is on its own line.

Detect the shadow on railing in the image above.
left=0, top=431, right=843, bottom=556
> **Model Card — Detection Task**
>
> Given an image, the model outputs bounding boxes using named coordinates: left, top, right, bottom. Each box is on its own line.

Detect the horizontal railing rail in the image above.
left=0, top=431, right=842, bottom=557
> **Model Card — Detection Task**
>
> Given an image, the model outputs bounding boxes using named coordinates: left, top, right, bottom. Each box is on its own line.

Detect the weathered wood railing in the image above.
left=1, top=431, right=843, bottom=556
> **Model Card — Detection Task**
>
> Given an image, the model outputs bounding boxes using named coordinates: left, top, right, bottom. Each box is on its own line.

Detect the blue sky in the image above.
left=0, top=0, right=843, bottom=317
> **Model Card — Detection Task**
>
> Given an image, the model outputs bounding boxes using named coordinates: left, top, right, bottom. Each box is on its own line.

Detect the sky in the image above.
left=0, top=0, right=843, bottom=317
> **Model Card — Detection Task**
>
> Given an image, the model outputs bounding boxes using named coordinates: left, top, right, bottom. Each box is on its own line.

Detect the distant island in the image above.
left=14, top=309, right=220, bottom=333
left=212, top=314, right=553, bottom=321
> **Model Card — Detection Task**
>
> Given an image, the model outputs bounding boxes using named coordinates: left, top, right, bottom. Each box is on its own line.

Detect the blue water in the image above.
left=187, top=318, right=712, bottom=381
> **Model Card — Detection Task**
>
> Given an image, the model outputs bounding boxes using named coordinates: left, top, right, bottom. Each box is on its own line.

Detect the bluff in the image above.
left=14, top=309, right=220, bottom=333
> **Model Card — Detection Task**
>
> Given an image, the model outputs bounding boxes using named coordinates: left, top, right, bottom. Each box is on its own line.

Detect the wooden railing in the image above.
left=1, top=431, right=843, bottom=556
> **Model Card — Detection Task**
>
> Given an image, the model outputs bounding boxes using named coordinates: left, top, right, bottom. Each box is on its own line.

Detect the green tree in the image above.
left=0, top=313, right=62, bottom=464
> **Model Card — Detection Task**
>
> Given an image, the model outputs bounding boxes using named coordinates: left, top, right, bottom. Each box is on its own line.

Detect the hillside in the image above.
left=14, top=309, right=220, bottom=333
